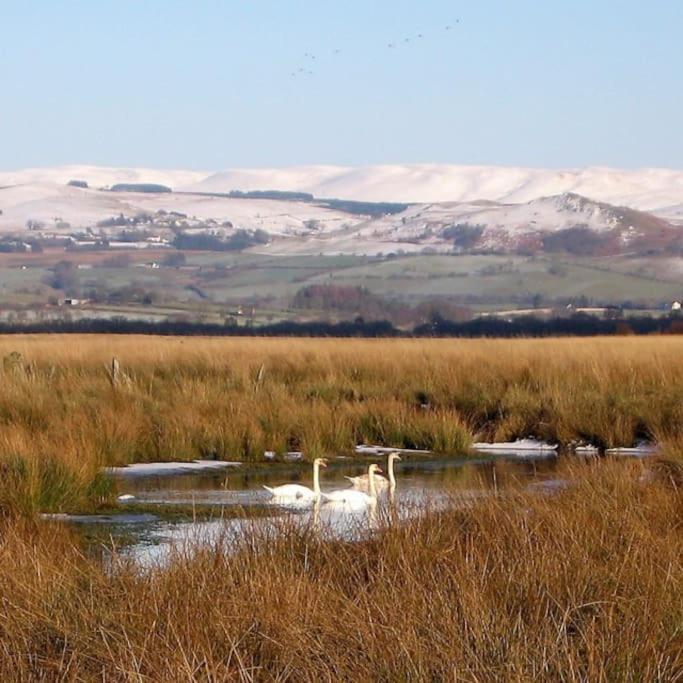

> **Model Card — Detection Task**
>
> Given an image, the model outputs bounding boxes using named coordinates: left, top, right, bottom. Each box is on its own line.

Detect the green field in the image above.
left=0, top=251, right=680, bottom=320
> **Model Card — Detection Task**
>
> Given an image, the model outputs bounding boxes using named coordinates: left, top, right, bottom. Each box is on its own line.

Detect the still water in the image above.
left=57, top=453, right=563, bottom=568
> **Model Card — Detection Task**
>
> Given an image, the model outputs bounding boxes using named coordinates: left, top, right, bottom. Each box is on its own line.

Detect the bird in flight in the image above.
left=291, top=19, right=462, bottom=77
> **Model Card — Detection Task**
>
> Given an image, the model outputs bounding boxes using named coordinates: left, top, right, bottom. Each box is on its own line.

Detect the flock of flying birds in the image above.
left=290, top=20, right=461, bottom=78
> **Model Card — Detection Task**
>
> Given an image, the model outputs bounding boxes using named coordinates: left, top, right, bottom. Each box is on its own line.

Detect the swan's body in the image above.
left=263, top=458, right=327, bottom=501
left=345, top=453, right=401, bottom=492
left=263, top=484, right=313, bottom=499
left=323, top=464, right=381, bottom=507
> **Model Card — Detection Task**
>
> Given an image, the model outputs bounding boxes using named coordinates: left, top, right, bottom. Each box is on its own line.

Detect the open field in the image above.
left=1, top=335, right=683, bottom=514
left=0, top=335, right=681, bottom=679
left=0, top=252, right=680, bottom=321
left=0, top=460, right=680, bottom=680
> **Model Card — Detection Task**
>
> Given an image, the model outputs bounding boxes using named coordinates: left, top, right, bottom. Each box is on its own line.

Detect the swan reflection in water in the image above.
left=99, top=454, right=561, bottom=568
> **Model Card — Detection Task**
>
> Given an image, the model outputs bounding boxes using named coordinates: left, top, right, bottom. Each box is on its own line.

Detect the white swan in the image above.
left=263, top=458, right=327, bottom=501
left=345, top=452, right=401, bottom=492
left=323, top=464, right=382, bottom=507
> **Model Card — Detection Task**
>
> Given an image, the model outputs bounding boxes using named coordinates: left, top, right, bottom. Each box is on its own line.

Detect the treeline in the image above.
left=178, top=190, right=410, bottom=217
left=110, top=184, right=172, bottom=194
left=316, top=198, right=410, bottom=217
left=0, top=318, right=398, bottom=337
left=0, top=314, right=682, bottom=337
left=414, top=314, right=682, bottom=337
left=227, top=190, right=315, bottom=202
left=172, top=229, right=270, bottom=251
left=292, top=284, right=472, bottom=327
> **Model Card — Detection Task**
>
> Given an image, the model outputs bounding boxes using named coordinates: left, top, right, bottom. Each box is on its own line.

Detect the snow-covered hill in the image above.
left=0, top=164, right=681, bottom=256
left=261, top=193, right=676, bottom=255
left=0, top=183, right=352, bottom=235
left=0, top=165, right=206, bottom=192
left=172, top=164, right=683, bottom=214
left=1, top=163, right=683, bottom=213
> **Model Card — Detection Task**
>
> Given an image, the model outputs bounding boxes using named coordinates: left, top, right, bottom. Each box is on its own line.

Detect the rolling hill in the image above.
left=0, top=164, right=681, bottom=257
left=2, top=163, right=683, bottom=212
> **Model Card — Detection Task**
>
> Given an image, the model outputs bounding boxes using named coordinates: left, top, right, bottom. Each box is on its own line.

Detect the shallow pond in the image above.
left=55, top=452, right=563, bottom=568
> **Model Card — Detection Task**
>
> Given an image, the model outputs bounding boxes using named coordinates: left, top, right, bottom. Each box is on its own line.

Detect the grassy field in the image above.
left=0, top=335, right=683, bottom=514
left=317, top=254, right=683, bottom=303
left=0, top=460, right=680, bottom=680
left=0, top=252, right=680, bottom=315
left=0, top=335, right=681, bottom=679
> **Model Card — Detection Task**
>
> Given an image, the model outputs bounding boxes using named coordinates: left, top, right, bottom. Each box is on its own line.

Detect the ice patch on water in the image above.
left=263, top=451, right=303, bottom=461
left=605, top=443, right=658, bottom=458
left=105, top=460, right=241, bottom=477
left=472, top=439, right=558, bottom=456
left=573, top=444, right=600, bottom=454
left=355, top=444, right=432, bottom=455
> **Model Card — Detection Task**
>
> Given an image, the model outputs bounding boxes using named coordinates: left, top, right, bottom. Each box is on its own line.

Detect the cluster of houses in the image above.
left=67, top=235, right=172, bottom=250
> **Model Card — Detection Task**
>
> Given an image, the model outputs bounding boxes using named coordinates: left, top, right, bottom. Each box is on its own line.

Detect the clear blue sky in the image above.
left=2, top=0, right=681, bottom=170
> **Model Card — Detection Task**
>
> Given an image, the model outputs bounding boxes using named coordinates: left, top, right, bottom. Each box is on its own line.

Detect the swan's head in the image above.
left=368, top=463, right=382, bottom=475
left=389, top=452, right=402, bottom=462
left=313, top=457, right=328, bottom=468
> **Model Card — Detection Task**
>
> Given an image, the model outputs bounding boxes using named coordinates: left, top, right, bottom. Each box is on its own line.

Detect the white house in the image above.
left=672, top=301, right=682, bottom=312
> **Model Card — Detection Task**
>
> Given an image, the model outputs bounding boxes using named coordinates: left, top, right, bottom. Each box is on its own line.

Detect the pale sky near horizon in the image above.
left=2, top=0, right=682, bottom=171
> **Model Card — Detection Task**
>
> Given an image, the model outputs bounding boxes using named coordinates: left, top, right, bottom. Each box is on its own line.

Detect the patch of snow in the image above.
left=573, top=445, right=600, bottom=454
left=263, top=451, right=303, bottom=461
left=354, top=444, right=432, bottom=455
left=605, top=443, right=658, bottom=457
left=105, top=460, right=241, bottom=477
left=472, top=439, right=558, bottom=454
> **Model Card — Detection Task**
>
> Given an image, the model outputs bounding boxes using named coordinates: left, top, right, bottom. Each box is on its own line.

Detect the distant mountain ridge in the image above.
left=2, top=163, right=683, bottom=213
left=0, top=164, right=681, bottom=257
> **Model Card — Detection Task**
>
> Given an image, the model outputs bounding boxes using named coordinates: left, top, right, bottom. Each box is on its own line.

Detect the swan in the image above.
left=345, top=452, right=401, bottom=492
left=323, top=464, right=382, bottom=507
left=263, top=458, right=327, bottom=501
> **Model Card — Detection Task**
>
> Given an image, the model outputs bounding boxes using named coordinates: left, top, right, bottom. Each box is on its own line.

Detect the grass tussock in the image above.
left=0, top=461, right=680, bottom=680
left=0, top=334, right=682, bottom=512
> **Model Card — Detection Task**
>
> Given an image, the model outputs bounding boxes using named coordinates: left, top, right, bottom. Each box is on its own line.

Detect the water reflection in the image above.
left=59, top=454, right=561, bottom=569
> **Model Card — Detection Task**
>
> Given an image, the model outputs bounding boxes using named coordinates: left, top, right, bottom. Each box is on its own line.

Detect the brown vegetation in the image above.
left=0, top=335, right=682, bottom=513
left=0, top=336, right=680, bottom=679
left=0, top=461, right=680, bottom=680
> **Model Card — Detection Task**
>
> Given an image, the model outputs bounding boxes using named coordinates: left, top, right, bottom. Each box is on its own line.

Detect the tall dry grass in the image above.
left=0, top=334, right=682, bottom=512
left=0, top=461, right=680, bottom=680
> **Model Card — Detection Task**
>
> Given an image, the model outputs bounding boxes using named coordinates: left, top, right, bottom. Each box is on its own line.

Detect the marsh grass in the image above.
left=0, top=461, right=680, bottom=680
left=0, top=335, right=682, bottom=512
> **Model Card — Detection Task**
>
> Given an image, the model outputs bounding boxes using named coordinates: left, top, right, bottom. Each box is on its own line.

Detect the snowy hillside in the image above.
left=0, top=183, right=353, bottom=235
left=182, top=164, right=683, bottom=214
left=1, top=163, right=683, bottom=213
left=0, top=166, right=206, bottom=192
left=0, top=164, right=681, bottom=256
left=259, top=193, right=676, bottom=255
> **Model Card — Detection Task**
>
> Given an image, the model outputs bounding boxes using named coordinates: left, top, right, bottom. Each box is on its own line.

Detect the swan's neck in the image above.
left=369, top=467, right=377, bottom=499
left=313, top=461, right=321, bottom=496
left=388, top=457, right=396, bottom=488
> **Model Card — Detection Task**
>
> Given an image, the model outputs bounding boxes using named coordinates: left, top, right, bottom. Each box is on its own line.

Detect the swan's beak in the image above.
left=395, top=455, right=402, bottom=461
left=319, top=459, right=328, bottom=467
left=375, top=467, right=383, bottom=474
